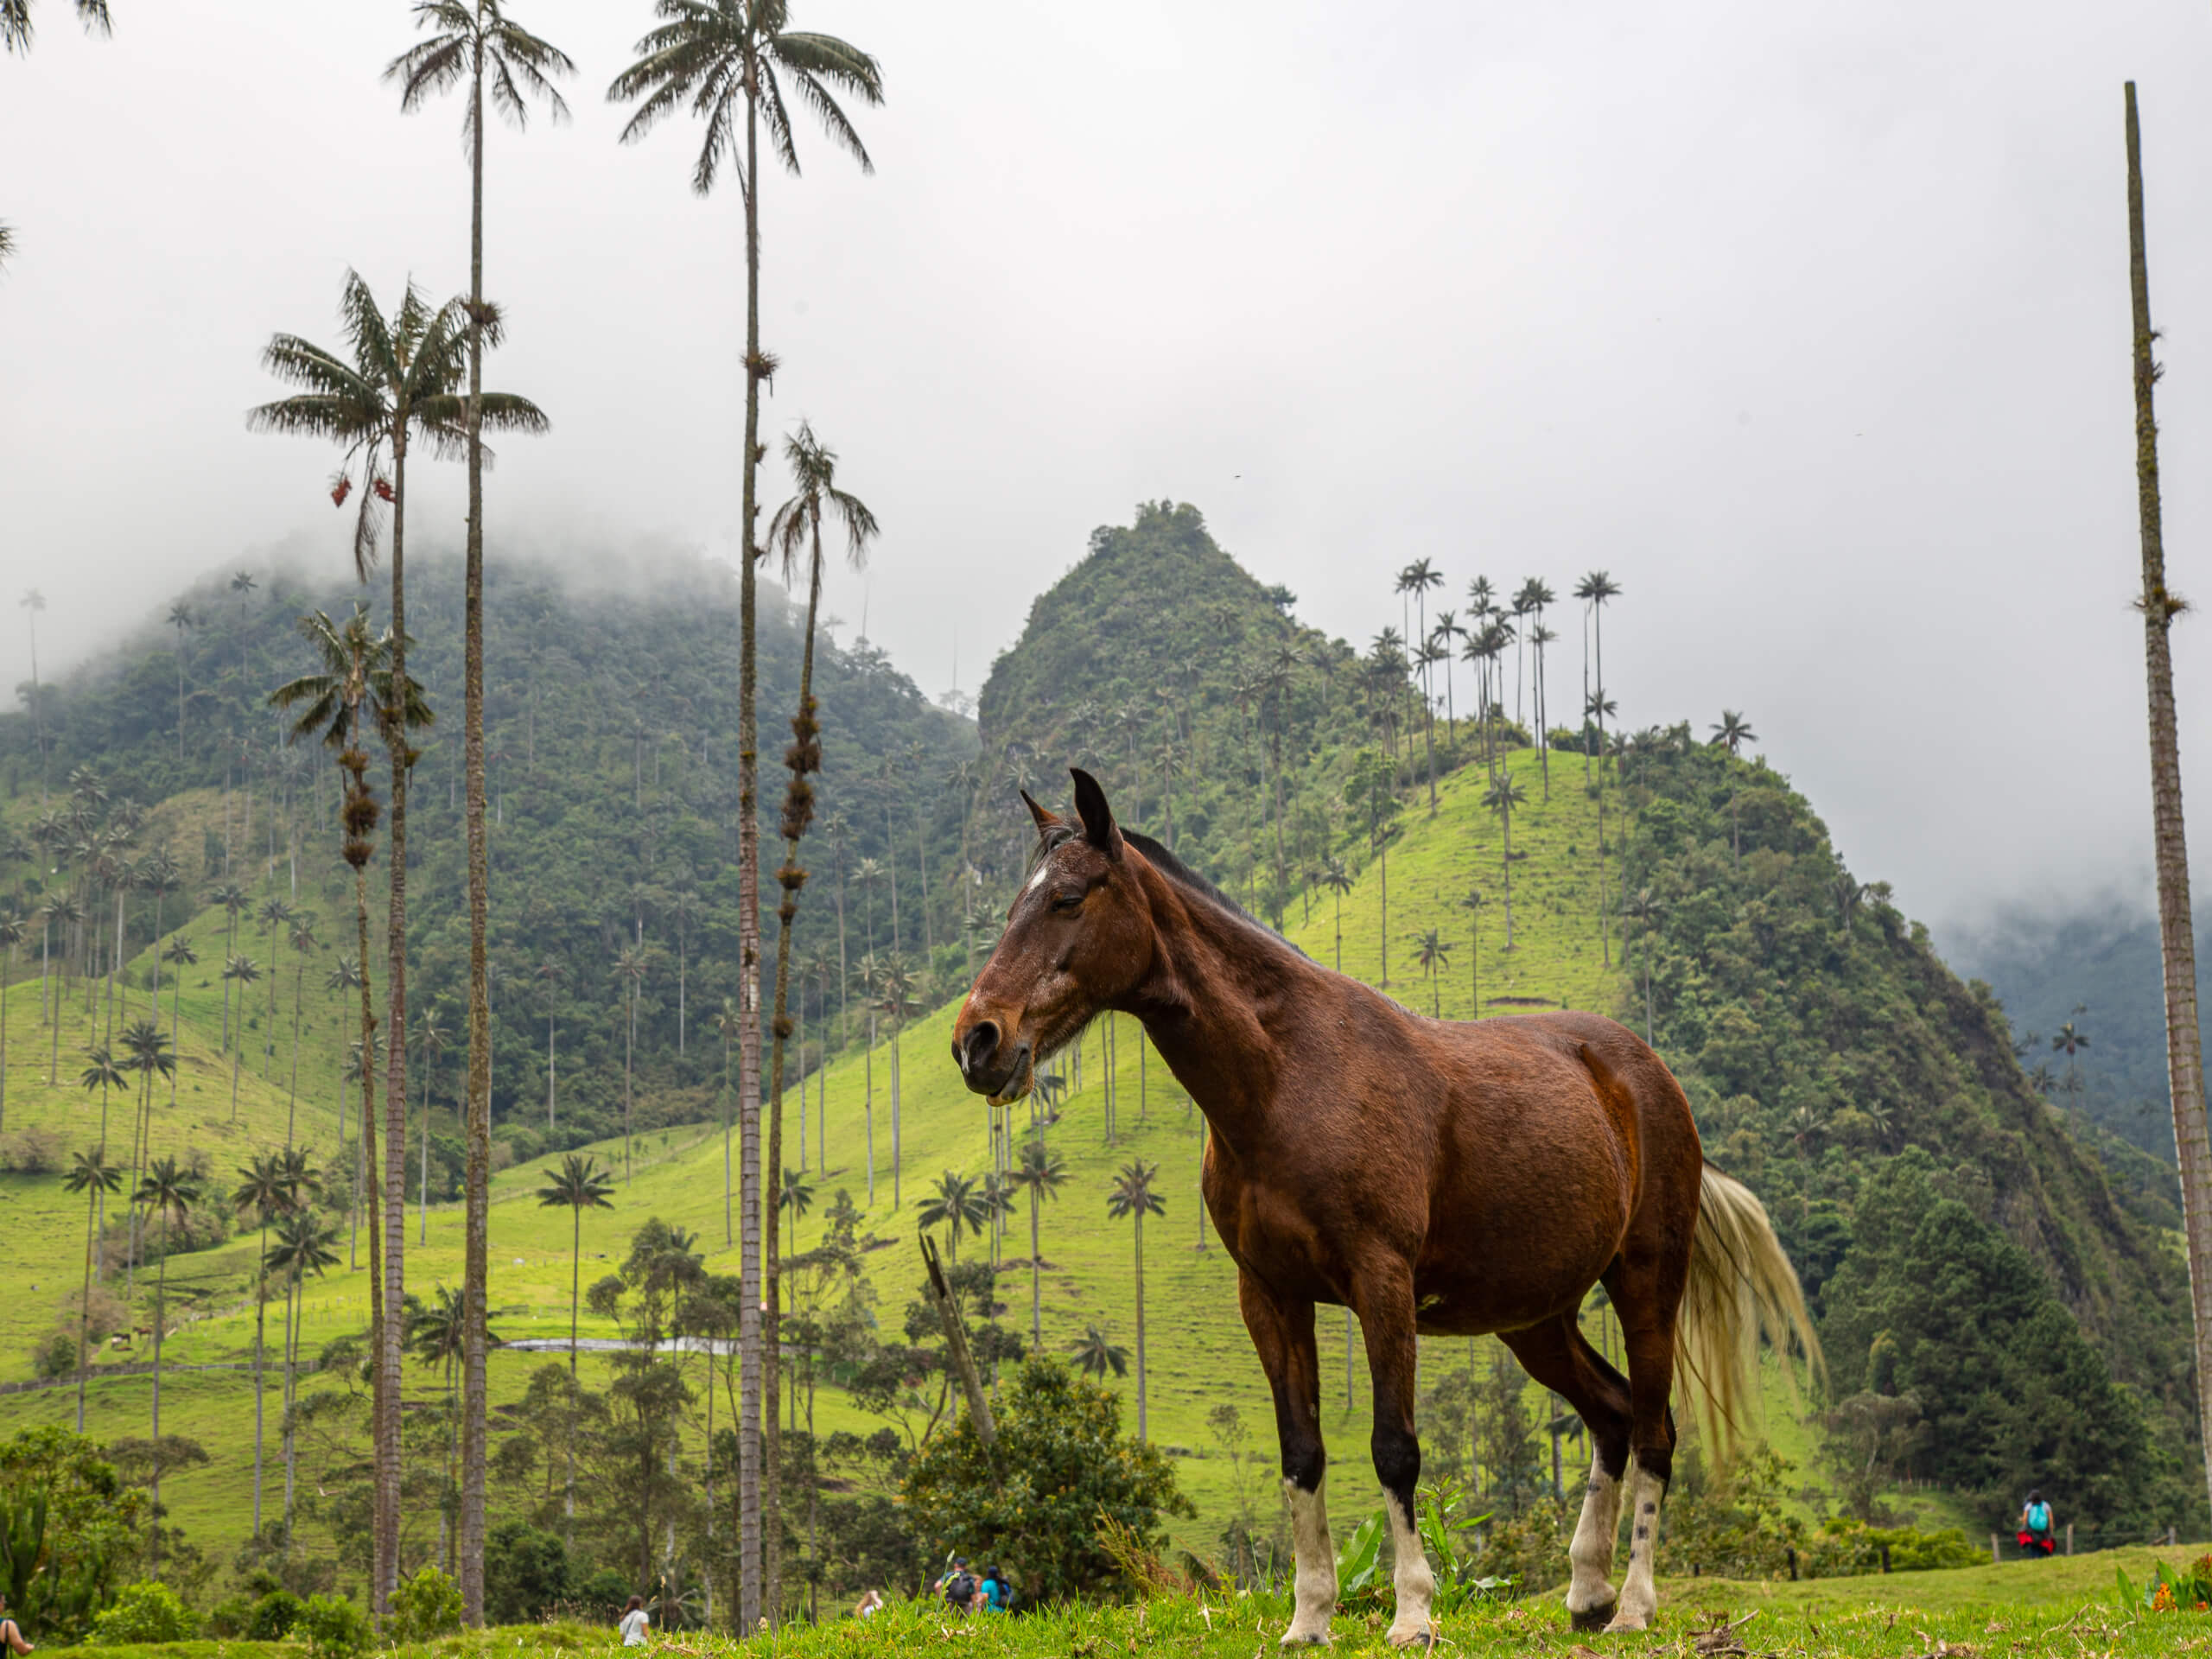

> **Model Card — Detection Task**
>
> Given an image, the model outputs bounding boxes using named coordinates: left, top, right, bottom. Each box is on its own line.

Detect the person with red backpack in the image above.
left=2017, top=1491, right=2057, bottom=1558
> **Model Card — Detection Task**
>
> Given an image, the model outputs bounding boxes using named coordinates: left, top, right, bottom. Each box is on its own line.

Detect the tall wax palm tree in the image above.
left=0, top=912, right=21, bottom=1130
left=211, top=884, right=249, bottom=1052
left=1415, top=927, right=1452, bottom=1018
left=118, top=1019, right=173, bottom=1295
left=222, top=955, right=261, bottom=1122
left=416, top=1010, right=452, bottom=1242
left=1484, top=771, right=1527, bottom=953
left=234, top=1153, right=294, bottom=1538
left=1709, top=710, right=1757, bottom=864
left=1070, top=1324, right=1128, bottom=1379
left=879, top=954, right=915, bottom=1209
left=270, top=603, right=394, bottom=1599
left=283, top=915, right=317, bottom=1147
left=614, top=944, right=648, bottom=1179
left=166, top=602, right=194, bottom=760
left=1012, top=1138, right=1065, bottom=1351
left=535, top=957, right=565, bottom=1128
left=916, top=1169, right=988, bottom=1262
left=257, top=897, right=292, bottom=1077
left=267, top=1199, right=338, bottom=1535
left=1458, top=887, right=1484, bottom=1018
left=254, top=271, right=538, bottom=1617
left=535, top=1154, right=614, bottom=1539
left=763, top=419, right=877, bottom=1554
left=79, top=1042, right=124, bottom=1158
left=388, top=4, right=575, bottom=1586
left=2130, top=90, right=2212, bottom=1505
left=610, top=9, right=883, bottom=1622
left=1319, top=857, right=1352, bottom=974
left=63, top=1147, right=122, bottom=1433
left=1622, top=887, right=1660, bottom=1042
left=134, top=1154, right=203, bottom=1577
left=326, top=954, right=363, bottom=1144
left=715, top=995, right=741, bottom=1246
left=2052, top=1019, right=2090, bottom=1113
left=1106, top=1160, right=1165, bottom=1440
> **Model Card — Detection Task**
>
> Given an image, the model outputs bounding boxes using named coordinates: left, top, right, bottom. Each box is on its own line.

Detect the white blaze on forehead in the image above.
left=1023, top=854, right=1055, bottom=896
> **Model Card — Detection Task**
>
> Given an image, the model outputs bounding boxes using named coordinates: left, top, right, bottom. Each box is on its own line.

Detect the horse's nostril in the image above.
left=963, top=1020, right=1001, bottom=1073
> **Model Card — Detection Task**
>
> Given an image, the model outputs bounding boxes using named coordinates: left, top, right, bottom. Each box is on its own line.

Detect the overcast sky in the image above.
left=8, top=0, right=2212, bottom=937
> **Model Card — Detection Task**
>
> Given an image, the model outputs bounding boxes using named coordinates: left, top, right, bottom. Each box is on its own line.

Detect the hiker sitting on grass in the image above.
left=2018, top=1490, right=2057, bottom=1558
left=938, top=1558, right=981, bottom=1613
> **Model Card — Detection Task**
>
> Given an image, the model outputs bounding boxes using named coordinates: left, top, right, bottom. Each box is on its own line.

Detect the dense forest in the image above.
left=1618, top=734, right=2203, bottom=1532
left=0, top=546, right=976, bottom=1160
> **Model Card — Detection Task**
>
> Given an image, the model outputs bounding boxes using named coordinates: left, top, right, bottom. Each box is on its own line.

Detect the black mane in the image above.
left=1027, top=817, right=1304, bottom=955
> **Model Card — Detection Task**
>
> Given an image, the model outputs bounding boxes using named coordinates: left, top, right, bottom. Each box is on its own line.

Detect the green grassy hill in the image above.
left=0, top=741, right=1654, bottom=1584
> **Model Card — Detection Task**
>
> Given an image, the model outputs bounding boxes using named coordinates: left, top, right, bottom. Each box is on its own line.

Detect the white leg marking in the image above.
left=1281, top=1475, right=1337, bottom=1645
left=1564, top=1457, right=1621, bottom=1624
left=1382, top=1494, right=1436, bottom=1647
left=1604, top=1464, right=1665, bottom=1632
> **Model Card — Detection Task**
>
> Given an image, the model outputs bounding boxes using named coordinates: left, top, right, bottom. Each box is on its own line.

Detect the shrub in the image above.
left=247, top=1587, right=306, bottom=1640
left=903, top=1357, right=1193, bottom=1603
left=1804, top=1518, right=1985, bottom=1576
left=387, top=1567, right=462, bottom=1642
left=205, top=1592, right=255, bottom=1638
left=296, top=1592, right=371, bottom=1658
left=87, top=1580, right=199, bottom=1644
left=0, top=1127, right=62, bottom=1174
left=32, top=1330, right=79, bottom=1380
left=484, top=1522, right=570, bottom=1625
left=574, top=1567, right=636, bottom=1619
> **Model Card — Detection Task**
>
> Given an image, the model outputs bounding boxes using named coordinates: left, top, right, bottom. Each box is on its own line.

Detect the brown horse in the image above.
left=951, top=772, right=1816, bottom=1643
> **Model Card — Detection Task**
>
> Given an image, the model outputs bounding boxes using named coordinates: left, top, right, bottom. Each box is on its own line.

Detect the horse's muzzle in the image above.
left=952, top=1019, right=1031, bottom=1103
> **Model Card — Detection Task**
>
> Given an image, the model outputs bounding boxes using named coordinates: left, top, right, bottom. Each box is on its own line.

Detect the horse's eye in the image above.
left=1051, top=892, right=1084, bottom=913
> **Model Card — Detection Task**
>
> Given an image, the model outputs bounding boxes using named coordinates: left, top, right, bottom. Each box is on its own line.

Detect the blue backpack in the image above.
left=2026, top=1501, right=2051, bottom=1535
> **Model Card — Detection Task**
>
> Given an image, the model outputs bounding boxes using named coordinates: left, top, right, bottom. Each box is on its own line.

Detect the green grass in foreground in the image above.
left=74, top=1553, right=2212, bottom=1658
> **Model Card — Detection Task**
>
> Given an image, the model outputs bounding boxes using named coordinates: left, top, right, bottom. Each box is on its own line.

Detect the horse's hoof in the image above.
left=1384, top=1623, right=1436, bottom=1649
left=1277, top=1631, right=1332, bottom=1648
left=1601, top=1613, right=1650, bottom=1635
left=1570, top=1603, right=1616, bottom=1634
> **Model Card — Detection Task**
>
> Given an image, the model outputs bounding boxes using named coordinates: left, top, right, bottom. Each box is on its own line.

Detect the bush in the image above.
left=574, top=1567, right=636, bottom=1619
left=484, top=1522, right=570, bottom=1625
left=205, top=1594, right=255, bottom=1638
left=296, top=1592, right=371, bottom=1658
left=33, top=1330, right=79, bottom=1380
left=387, top=1567, right=462, bottom=1643
left=1804, top=1518, right=1986, bottom=1576
left=903, top=1357, right=1194, bottom=1603
left=88, top=1580, right=200, bottom=1645
left=0, top=1127, right=62, bottom=1174
left=247, top=1588, right=306, bottom=1640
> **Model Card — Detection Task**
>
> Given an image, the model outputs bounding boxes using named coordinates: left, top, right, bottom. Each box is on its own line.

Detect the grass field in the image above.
left=63, top=1541, right=2212, bottom=1656
left=0, top=749, right=1932, bottom=1587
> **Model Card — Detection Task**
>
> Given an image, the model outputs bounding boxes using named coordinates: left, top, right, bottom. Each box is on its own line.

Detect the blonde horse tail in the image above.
left=1676, top=1163, right=1824, bottom=1457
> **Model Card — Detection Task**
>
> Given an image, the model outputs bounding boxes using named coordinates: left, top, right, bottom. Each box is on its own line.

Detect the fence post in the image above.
left=1879, top=1543, right=1891, bottom=1574
left=2169, top=1525, right=2178, bottom=1547
left=1786, top=1548, right=1798, bottom=1582
left=1991, top=1532, right=2002, bottom=1565
left=2065, top=1523, right=2074, bottom=1556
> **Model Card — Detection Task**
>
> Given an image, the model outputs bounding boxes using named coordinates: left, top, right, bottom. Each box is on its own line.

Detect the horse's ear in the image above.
left=1071, top=768, right=1122, bottom=856
left=1021, top=791, right=1063, bottom=837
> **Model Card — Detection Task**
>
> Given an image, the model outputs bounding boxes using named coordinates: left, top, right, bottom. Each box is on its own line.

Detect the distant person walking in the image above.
left=0, top=1596, right=34, bottom=1655
left=978, top=1565, right=1011, bottom=1611
left=617, top=1595, right=651, bottom=1645
left=2017, top=1490, right=2057, bottom=1558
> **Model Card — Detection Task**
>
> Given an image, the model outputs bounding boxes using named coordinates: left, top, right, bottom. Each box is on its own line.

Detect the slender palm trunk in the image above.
left=624, top=986, right=635, bottom=1178
left=1133, top=1207, right=1147, bottom=1441
left=863, top=1011, right=875, bottom=1205
left=283, top=1270, right=298, bottom=1536
left=251, top=1218, right=268, bottom=1536
left=74, top=1191, right=97, bottom=1433
left=734, top=49, right=770, bottom=1634
left=2126, top=82, right=2212, bottom=1521
left=288, top=963, right=304, bottom=1148
left=546, top=1009, right=556, bottom=1128
left=374, top=432, right=412, bottom=1625
left=566, top=1206, right=581, bottom=1541
left=352, top=857, right=386, bottom=1611
left=149, top=1209, right=170, bottom=1579
left=1501, top=804, right=1515, bottom=950
left=458, top=47, right=497, bottom=1628
left=764, top=529, right=830, bottom=1619
left=1029, top=1193, right=1042, bottom=1349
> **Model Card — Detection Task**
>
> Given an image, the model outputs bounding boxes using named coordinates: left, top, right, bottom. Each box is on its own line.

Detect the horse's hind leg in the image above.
left=1238, top=1272, right=1334, bottom=1645
left=1500, top=1313, right=1632, bottom=1632
left=1601, top=1244, right=1690, bottom=1633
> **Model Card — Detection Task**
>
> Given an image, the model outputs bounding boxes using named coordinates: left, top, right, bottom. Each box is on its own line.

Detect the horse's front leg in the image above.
left=1238, top=1272, right=1333, bottom=1645
left=1353, top=1262, right=1435, bottom=1649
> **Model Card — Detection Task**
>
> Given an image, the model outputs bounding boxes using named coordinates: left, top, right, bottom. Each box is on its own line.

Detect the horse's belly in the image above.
left=1408, top=1160, right=1628, bottom=1334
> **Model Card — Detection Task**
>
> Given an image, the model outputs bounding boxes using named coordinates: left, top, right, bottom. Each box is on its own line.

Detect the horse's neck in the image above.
left=1125, top=864, right=1314, bottom=1147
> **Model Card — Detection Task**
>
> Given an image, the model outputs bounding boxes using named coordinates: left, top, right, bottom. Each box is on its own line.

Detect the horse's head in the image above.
left=951, top=768, right=1155, bottom=1103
